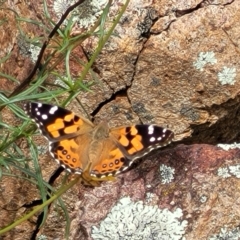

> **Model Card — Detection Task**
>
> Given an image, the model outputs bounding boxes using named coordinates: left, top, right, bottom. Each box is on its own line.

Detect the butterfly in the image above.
left=24, top=102, right=174, bottom=186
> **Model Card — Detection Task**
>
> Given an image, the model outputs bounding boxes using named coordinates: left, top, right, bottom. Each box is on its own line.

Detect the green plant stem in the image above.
left=63, top=0, right=130, bottom=105
left=78, top=0, right=130, bottom=87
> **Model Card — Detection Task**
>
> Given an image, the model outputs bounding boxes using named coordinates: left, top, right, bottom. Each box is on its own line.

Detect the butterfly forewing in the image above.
left=24, top=102, right=94, bottom=141
left=110, top=125, right=174, bottom=160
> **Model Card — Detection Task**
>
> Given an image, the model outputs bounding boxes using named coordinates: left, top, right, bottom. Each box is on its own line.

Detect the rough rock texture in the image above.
left=1, top=0, right=240, bottom=239
left=69, top=144, right=240, bottom=240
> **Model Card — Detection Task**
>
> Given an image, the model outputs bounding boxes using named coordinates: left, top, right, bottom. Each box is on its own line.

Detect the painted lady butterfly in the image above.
left=24, top=102, right=174, bottom=185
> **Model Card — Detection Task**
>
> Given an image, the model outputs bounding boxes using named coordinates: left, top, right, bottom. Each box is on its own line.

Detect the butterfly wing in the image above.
left=24, top=102, right=94, bottom=174
left=90, top=125, right=174, bottom=178
left=111, top=125, right=174, bottom=159
left=24, top=102, right=94, bottom=141
left=49, top=136, right=92, bottom=174
left=89, top=139, right=126, bottom=179
left=25, top=103, right=174, bottom=180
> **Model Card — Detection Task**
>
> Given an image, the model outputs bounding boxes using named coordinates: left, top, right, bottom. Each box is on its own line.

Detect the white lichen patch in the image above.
left=52, top=0, right=108, bottom=28
left=218, top=67, right=236, bottom=85
left=229, top=165, right=240, bottom=178
left=193, top=51, right=217, bottom=71
left=217, top=142, right=240, bottom=151
left=91, top=197, right=188, bottom=240
left=37, top=145, right=48, bottom=155
left=74, top=0, right=108, bottom=28
left=217, top=167, right=231, bottom=178
left=209, top=227, right=240, bottom=240
left=160, top=164, right=175, bottom=184
left=199, top=195, right=208, bottom=203
left=145, top=192, right=156, bottom=204
left=29, top=44, right=41, bottom=62
left=53, top=0, right=72, bottom=17
left=217, top=143, right=240, bottom=178
left=217, top=164, right=240, bottom=179
left=37, top=235, right=48, bottom=240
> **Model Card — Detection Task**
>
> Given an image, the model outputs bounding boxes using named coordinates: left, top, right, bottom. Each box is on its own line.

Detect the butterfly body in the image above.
left=24, top=102, right=174, bottom=185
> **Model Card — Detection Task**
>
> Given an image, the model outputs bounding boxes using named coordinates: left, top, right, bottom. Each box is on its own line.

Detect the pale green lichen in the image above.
left=145, top=192, right=156, bottom=203
left=217, top=144, right=240, bottom=178
left=229, top=165, right=240, bottom=178
left=91, top=197, right=187, bottom=240
left=29, top=44, right=41, bottom=62
left=53, top=0, right=72, bottom=17
left=200, top=195, right=208, bottom=203
left=37, top=235, right=48, bottom=240
left=217, top=164, right=240, bottom=179
left=217, top=67, right=236, bottom=85
left=160, top=164, right=175, bottom=184
left=37, top=145, right=48, bottom=155
left=193, top=51, right=217, bottom=71
left=209, top=227, right=240, bottom=240
left=217, top=167, right=231, bottom=178
left=53, top=0, right=108, bottom=28
left=17, top=35, right=41, bottom=62
left=218, top=143, right=240, bottom=151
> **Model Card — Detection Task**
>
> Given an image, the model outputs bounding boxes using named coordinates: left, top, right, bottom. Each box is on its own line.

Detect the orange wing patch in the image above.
left=47, top=114, right=85, bottom=137
left=118, top=135, right=130, bottom=147
left=91, top=148, right=125, bottom=176
left=129, top=134, right=144, bottom=151
left=111, top=126, right=144, bottom=156
left=47, top=118, right=65, bottom=131
left=50, top=139, right=83, bottom=173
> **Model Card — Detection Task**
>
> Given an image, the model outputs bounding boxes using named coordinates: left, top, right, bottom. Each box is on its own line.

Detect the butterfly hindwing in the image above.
left=49, top=135, right=93, bottom=174
left=89, top=139, right=129, bottom=178
left=90, top=125, right=174, bottom=178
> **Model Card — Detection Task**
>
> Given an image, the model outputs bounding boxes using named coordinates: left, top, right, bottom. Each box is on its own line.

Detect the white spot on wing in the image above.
left=148, top=125, right=154, bottom=135
left=150, top=137, right=156, bottom=142
left=49, top=151, right=55, bottom=158
left=122, top=166, right=128, bottom=171
left=42, top=114, right=48, bottom=120
left=157, top=136, right=162, bottom=141
left=37, top=103, right=42, bottom=107
left=49, top=106, right=58, bottom=114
